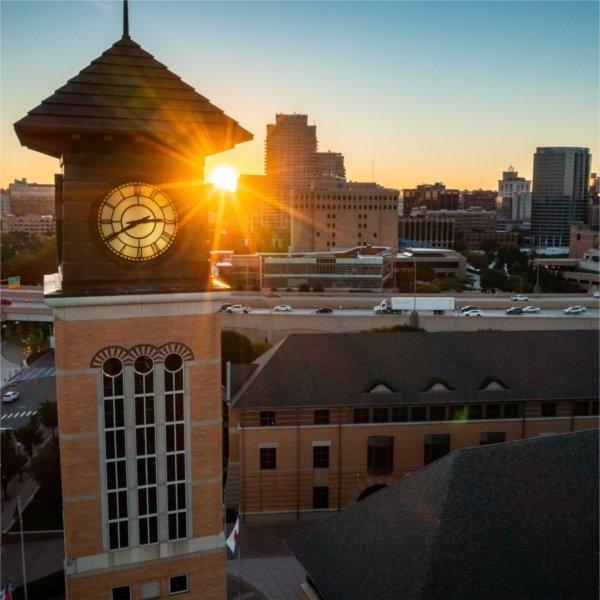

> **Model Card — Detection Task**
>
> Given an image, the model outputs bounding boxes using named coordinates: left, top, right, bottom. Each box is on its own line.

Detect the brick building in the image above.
left=425, top=208, right=497, bottom=233
left=570, top=222, right=599, bottom=259
left=227, top=331, right=598, bottom=522
left=7, top=178, right=55, bottom=216
left=461, top=189, right=498, bottom=211
left=398, top=217, right=454, bottom=248
left=461, top=230, right=520, bottom=249
left=1, top=213, right=55, bottom=234
left=402, top=183, right=459, bottom=216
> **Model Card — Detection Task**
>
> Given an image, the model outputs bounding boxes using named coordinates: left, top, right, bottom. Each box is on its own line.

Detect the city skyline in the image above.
left=1, top=0, right=598, bottom=190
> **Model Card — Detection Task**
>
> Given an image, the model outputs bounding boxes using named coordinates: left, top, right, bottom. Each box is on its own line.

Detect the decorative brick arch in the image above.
left=157, top=342, right=194, bottom=362
left=90, top=345, right=130, bottom=368
left=129, top=343, right=161, bottom=363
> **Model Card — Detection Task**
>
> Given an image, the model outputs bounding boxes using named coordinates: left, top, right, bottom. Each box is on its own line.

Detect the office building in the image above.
left=227, top=330, right=598, bottom=522
left=498, top=166, right=531, bottom=219
left=570, top=222, right=599, bottom=259
left=289, top=430, right=599, bottom=600
left=237, top=174, right=288, bottom=231
left=425, top=208, right=497, bottom=233
left=462, top=230, right=519, bottom=249
left=7, top=178, right=54, bottom=216
left=291, top=181, right=399, bottom=252
left=14, top=5, right=252, bottom=597
left=461, top=189, right=498, bottom=211
left=398, top=217, right=454, bottom=248
left=531, top=147, right=591, bottom=247
left=394, top=248, right=466, bottom=279
left=1, top=189, right=10, bottom=217
left=402, top=183, right=459, bottom=216
left=317, top=151, right=346, bottom=181
left=1, top=213, right=55, bottom=234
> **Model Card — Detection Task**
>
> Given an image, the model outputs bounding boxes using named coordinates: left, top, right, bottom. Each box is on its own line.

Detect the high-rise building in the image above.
left=497, top=166, right=531, bottom=221
left=402, top=183, right=459, bottom=216
left=14, top=5, right=251, bottom=598
left=316, top=151, right=346, bottom=181
left=291, top=181, right=399, bottom=252
left=398, top=217, right=454, bottom=248
left=7, top=178, right=55, bottom=216
left=531, top=147, right=591, bottom=247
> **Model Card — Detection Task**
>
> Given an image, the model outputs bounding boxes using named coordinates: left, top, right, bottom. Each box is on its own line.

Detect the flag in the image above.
left=0, top=581, right=13, bottom=600
left=225, top=517, right=240, bottom=554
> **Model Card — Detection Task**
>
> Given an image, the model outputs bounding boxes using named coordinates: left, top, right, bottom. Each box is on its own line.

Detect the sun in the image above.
left=210, top=165, right=238, bottom=191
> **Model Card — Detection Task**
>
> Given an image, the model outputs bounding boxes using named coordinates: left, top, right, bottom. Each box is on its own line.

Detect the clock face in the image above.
left=97, top=183, right=178, bottom=262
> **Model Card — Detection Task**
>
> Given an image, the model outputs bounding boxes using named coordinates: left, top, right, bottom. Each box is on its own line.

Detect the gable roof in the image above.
left=287, top=429, right=600, bottom=600
left=232, top=330, right=599, bottom=408
left=14, top=36, right=252, bottom=157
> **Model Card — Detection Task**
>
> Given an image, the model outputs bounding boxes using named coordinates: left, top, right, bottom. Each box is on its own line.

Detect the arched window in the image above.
left=164, top=353, right=186, bottom=540
left=134, top=356, right=157, bottom=545
left=103, top=357, right=129, bottom=550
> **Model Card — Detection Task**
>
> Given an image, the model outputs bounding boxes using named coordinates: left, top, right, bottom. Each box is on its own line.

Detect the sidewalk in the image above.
left=0, top=340, right=25, bottom=384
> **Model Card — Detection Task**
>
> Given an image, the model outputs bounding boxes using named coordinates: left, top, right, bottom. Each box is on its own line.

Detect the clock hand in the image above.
left=105, top=216, right=155, bottom=242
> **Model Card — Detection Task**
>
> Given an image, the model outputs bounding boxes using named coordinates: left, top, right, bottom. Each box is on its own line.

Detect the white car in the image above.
left=272, top=305, right=292, bottom=312
left=563, top=305, right=587, bottom=315
left=462, top=309, right=483, bottom=317
left=226, top=304, right=251, bottom=314
left=2, top=391, right=20, bottom=403
left=511, top=295, right=530, bottom=302
left=522, top=306, right=540, bottom=313
left=593, top=291, right=600, bottom=298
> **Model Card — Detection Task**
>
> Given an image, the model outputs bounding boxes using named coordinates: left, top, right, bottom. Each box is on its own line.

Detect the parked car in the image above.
left=264, top=292, right=281, bottom=298
left=1, top=298, right=12, bottom=306
left=220, top=303, right=232, bottom=312
left=459, top=305, right=478, bottom=313
left=522, top=306, right=540, bottom=313
left=314, top=307, right=333, bottom=314
left=2, top=391, right=20, bottom=403
left=511, top=294, right=530, bottom=301
left=226, top=304, right=251, bottom=314
left=462, top=309, right=483, bottom=317
left=563, top=305, right=587, bottom=315
left=272, top=305, right=292, bottom=312
left=506, top=307, right=523, bottom=315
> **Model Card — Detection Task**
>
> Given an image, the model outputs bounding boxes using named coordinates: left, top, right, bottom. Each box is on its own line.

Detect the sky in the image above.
left=1, top=0, right=598, bottom=190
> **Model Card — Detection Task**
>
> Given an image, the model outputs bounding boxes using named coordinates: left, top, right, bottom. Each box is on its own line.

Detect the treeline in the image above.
left=1, top=232, right=58, bottom=285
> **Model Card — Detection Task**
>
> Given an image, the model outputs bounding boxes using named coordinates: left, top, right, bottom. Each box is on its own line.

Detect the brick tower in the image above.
left=14, top=3, right=252, bottom=598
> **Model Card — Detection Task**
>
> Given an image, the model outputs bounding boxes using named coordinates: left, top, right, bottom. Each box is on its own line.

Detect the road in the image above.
left=0, top=350, right=56, bottom=429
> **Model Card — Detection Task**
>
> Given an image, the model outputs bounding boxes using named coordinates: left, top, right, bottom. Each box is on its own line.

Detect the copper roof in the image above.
left=14, top=36, right=252, bottom=157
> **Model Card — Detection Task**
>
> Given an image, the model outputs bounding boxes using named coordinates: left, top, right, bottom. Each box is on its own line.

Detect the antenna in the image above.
left=123, top=0, right=130, bottom=39
left=371, top=158, right=375, bottom=182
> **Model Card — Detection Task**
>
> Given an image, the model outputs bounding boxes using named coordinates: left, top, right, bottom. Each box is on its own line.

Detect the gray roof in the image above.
left=287, top=429, right=600, bottom=600
left=232, top=330, right=599, bottom=408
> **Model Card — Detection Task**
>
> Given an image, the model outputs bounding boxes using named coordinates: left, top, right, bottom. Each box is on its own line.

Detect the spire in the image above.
left=123, top=0, right=130, bottom=39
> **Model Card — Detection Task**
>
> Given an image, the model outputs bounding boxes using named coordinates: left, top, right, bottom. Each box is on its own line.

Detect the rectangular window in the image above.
left=260, top=447, right=276, bottom=470
left=424, top=434, right=450, bottom=465
left=574, top=401, right=590, bottom=416
left=468, top=405, right=483, bottom=420
left=103, top=364, right=129, bottom=551
left=592, top=401, right=599, bottom=416
left=313, top=445, right=330, bottom=469
left=503, top=403, right=520, bottom=419
left=541, top=402, right=556, bottom=417
left=313, top=486, right=329, bottom=509
left=411, top=406, right=427, bottom=422
left=112, top=586, right=131, bottom=600
left=314, top=409, right=330, bottom=425
left=392, top=406, right=408, bottom=422
left=430, top=405, right=446, bottom=421
left=372, top=407, right=389, bottom=423
left=480, top=432, right=506, bottom=445
left=485, top=404, right=502, bottom=420
left=367, top=436, right=394, bottom=474
left=260, top=411, right=276, bottom=426
left=169, top=574, right=189, bottom=595
left=140, top=580, right=160, bottom=600
left=449, top=405, right=466, bottom=421
left=353, top=408, right=370, bottom=423
left=164, top=355, right=187, bottom=541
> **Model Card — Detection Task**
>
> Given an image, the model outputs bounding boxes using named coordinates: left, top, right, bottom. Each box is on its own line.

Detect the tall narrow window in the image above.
left=103, top=357, right=129, bottom=550
left=134, top=356, right=158, bottom=545
left=164, top=353, right=187, bottom=541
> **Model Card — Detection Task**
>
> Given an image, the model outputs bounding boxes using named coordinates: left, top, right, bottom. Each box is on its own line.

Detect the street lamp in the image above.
left=400, top=251, right=418, bottom=323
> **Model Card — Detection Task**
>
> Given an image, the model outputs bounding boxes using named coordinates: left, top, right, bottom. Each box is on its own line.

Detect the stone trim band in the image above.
left=90, top=342, right=194, bottom=367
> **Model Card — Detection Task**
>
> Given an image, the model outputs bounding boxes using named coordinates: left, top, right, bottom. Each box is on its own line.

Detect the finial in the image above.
left=123, top=0, right=130, bottom=39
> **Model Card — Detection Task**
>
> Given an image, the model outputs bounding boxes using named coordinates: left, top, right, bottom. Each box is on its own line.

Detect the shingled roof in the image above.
left=288, top=429, right=600, bottom=600
left=232, top=330, right=599, bottom=408
left=14, top=36, right=252, bottom=157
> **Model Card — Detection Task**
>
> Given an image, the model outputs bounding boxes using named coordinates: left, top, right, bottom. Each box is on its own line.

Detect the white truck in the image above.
left=373, top=297, right=455, bottom=315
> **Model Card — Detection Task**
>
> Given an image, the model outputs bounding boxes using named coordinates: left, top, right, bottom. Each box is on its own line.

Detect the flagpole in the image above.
left=237, top=506, right=241, bottom=600
left=18, top=497, right=28, bottom=600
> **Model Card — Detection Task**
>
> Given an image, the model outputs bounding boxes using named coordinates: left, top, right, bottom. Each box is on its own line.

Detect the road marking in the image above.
left=1, top=414, right=8, bottom=420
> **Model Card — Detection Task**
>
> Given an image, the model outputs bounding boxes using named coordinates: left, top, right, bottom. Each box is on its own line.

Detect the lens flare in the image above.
left=210, top=165, right=238, bottom=191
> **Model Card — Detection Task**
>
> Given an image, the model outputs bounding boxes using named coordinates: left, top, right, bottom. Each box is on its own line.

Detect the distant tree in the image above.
left=312, top=283, right=324, bottom=293
left=38, top=399, right=58, bottom=439
left=1, top=430, right=27, bottom=500
left=28, top=437, right=61, bottom=502
left=14, top=415, right=43, bottom=458
left=221, top=331, right=254, bottom=382
left=2, top=235, right=58, bottom=285
left=415, top=263, right=435, bottom=282
left=480, top=268, right=508, bottom=292
left=481, top=239, right=500, bottom=260
left=298, top=283, right=310, bottom=292
left=0, top=231, right=42, bottom=262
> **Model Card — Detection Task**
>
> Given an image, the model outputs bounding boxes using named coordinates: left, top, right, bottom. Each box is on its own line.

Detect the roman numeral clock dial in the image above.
left=97, top=183, right=178, bottom=261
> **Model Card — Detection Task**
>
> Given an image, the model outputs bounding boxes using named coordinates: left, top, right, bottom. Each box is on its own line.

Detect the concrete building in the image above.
left=291, top=181, right=399, bottom=252
left=398, top=217, right=454, bottom=249
left=262, top=246, right=393, bottom=291
left=402, top=183, right=459, bottom=216
left=394, top=248, right=466, bottom=279
left=1, top=213, right=55, bottom=234
left=1, top=188, right=10, bottom=216
left=462, top=230, right=519, bottom=250
left=498, top=166, right=531, bottom=219
left=461, top=189, right=497, bottom=211
left=7, top=178, right=54, bottom=216
left=227, top=330, right=599, bottom=522
left=531, top=147, right=591, bottom=247
left=425, top=208, right=497, bottom=233
left=317, top=151, right=346, bottom=181
left=570, top=222, right=599, bottom=259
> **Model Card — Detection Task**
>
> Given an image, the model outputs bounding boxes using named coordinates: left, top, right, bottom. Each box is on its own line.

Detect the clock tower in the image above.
left=14, top=3, right=251, bottom=598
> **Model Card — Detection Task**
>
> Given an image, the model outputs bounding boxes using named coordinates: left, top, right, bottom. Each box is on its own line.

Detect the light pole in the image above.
left=534, top=260, right=541, bottom=295
left=400, top=251, right=418, bottom=326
